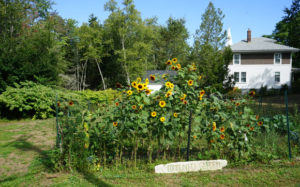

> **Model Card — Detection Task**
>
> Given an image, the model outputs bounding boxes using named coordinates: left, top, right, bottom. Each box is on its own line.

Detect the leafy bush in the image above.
left=0, top=81, right=118, bottom=119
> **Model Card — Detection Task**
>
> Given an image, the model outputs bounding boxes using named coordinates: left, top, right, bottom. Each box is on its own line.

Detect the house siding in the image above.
left=282, top=53, right=291, bottom=64
left=230, top=52, right=291, bottom=65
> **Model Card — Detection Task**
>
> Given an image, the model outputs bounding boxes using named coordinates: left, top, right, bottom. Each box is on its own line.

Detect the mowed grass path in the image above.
left=0, top=119, right=300, bottom=186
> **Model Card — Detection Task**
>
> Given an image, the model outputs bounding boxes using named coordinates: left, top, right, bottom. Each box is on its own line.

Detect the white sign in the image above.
left=155, top=160, right=227, bottom=174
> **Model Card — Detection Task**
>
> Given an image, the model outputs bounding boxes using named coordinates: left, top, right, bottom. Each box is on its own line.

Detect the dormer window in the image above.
left=274, top=53, right=281, bottom=64
left=233, top=54, right=241, bottom=64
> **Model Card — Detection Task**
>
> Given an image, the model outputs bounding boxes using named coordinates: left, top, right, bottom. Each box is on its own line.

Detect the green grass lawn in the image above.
left=1, top=119, right=300, bottom=186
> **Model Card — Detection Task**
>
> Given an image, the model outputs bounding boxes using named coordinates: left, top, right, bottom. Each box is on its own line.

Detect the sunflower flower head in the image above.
left=150, top=74, right=155, bottom=81
left=220, top=134, right=225, bottom=140
left=188, top=80, right=193, bottom=86
left=200, top=90, right=205, bottom=96
left=166, top=60, right=172, bottom=65
left=131, top=81, right=137, bottom=88
left=159, top=100, right=166, bottom=108
left=137, top=83, right=144, bottom=91
left=132, top=105, right=137, bottom=110
left=113, top=122, right=118, bottom=127
left=258, top=121, right=263, bottom=126
left=165, top=81, right=171, bottom=88
left=136, top=77, right=141, bottom=83
left=212, top=122, right=217, bottom=131
left=220, top=126, right=225, bottom=133
left=160, top=116, right=165, bottom=122
left=173, top=112, right=178, bottom=118
left=172, top=58, right=177, bottom=63
left=165, top=91, right=172, bottom=98
left=127, top=90, right=133, bottom=96
left=146, top=89, right=151, bottom=95
left=249, top=90, right=256, bottom=97
left=151, top=111, right=157, bottom=117
left=176, top=63, right=181, bottom=70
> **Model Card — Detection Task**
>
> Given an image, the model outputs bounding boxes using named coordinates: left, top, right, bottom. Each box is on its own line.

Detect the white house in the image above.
left=228, top=29, right=299, bottom=90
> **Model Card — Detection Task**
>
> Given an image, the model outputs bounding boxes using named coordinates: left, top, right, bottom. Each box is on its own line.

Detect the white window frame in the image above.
left=234, top=72, right=240, bottom=83
left=275, top=72, right=280, bottom=83
left=241, top=72, right=246, bottom=83
left=233, top=54, right=241, bottom=65
left=274, top=53, right=282, bottom=64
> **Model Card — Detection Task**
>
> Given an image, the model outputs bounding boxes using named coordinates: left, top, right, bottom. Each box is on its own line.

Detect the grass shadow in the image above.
left=2, top=135, right=112, bottom=186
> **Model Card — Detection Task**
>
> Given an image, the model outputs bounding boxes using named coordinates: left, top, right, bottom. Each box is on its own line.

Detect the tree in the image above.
left=0, top=0, right=65, bottom=92
left=104, top=0, right=154, bottom=86
left=154, top=17, right=190, bottom=69
left=267, top=0, right=300, bottom=67
left=191, top=1, right=232, bottom=91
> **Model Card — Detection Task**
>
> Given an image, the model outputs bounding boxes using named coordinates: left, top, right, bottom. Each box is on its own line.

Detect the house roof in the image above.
left=231, top=37, right=299, bottom=53
left=145, top=70, right=177, bottom=85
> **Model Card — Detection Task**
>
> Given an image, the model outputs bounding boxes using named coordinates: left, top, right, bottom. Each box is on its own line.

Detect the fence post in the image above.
left=55, top=94, right=60, bottom=148
left=284, top=89, right=292, bottom=159
left=186, top=109, right=193, bottom=161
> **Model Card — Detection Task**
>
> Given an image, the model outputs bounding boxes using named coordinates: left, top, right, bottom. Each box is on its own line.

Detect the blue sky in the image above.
left=52, top=0, right=292, bottom=45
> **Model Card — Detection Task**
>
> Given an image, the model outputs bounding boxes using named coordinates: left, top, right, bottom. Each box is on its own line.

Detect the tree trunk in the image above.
left=96, top=60, right=106, bottom=90
left=121, top=38, right=131, bottom=86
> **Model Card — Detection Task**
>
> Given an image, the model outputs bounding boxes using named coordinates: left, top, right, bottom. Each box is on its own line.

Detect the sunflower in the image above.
left=145, top=78, right=149, bottom=85
left=136, top=77, right=141, bottom=82
left=180, top=98, right=184, bottom=102
left=145, top=89, right=151, bottom=95
left=159, top=100, right=166, bottom=108
left=193, top=135, right=197, bottom=139
left=132, top=105, right=137, bottom=110
left=151, top=111, right=157, bottom=117
left=183, top=94, right=187, bottom=99
left=258, top=121, right=263, bottom=126
left=113, top=122, right=118, bottom=127
left=169, top=83, right=174, bottom=89
left=127, top=90, right=133, bottom=96
left=220, top=134, right=225, bottom=140
left=250, top=126, right=254, bottom=131
left=165, top=81, right=171, bottom=88
left=212, top=122, right=216, bottom=131
left=150, top=74, right=155, bottom=81
left=171, top=66, right=176, bottom=70
left=137, top=83, right=144, bottom=91
left=220, top=126, right=225, bottom=133
left=200, top=90, right=205, bottom=96
left=173, top=112, right=178, bottom=118
left=183, top=100, right=188, bottom=105
left=210, top=139, right=215, bottom=143
left=160, top=117, right=165, bottom=122
left=165, top=91, right=172, bottom=98
left=162, top=74, right=167, bottom=80
left=166, top=60, right=172, bottom=65
left=172, top=58, right=177, bottom=63
left=176, top=63, right=181, bottom=69
left=115, top=102, right=119, bottom=106
left=249, top=90, right=255, bottom=97
left=68, top=100, right=74, bottom=106
left=235, top=102, right=240, bottom=107
left=131, top=81, right=137, bottom=88
left=188, top=80, right=193, bottom=86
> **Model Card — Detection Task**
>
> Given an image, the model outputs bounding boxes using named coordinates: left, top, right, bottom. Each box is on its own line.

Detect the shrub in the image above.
left=0, top=81, right=118, bottom=119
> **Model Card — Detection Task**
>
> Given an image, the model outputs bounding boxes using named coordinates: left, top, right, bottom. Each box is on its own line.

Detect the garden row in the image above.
left=54, top=59, right=300, bottom=172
